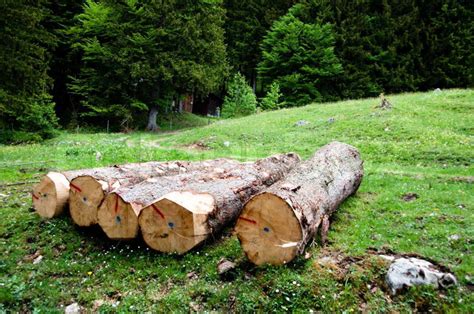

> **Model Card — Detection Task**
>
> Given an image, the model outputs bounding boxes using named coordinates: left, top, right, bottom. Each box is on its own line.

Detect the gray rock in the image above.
left=294, top=120, right=309, bottom=127
left=217, top=258, right=236, bottom=276
left=434, top=88, right=442, bottom=94
left=33, top=255, right=43, bottom=265
left=386, top=257, right=457, bottom=295
left=65, top=302, right=81, bottom=314
left=448, top=234, right=460, bottom=241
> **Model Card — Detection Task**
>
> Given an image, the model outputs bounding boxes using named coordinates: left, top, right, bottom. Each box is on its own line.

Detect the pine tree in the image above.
left=221, top=72, right=257, bottom=118
left=260, top=82, right=282, bottom=110
left=258, top=8, right=343, bottom=106
left=0, top=1, right=58, bottom=141
left=69, top=0, right=228, bottom=130
left=418, top=0, right=474, bottom=89
left=223, top=0, right=296, bottom=90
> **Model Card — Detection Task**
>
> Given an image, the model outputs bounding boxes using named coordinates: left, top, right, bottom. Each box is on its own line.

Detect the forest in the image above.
left=0, top=0, right=473, bottom=143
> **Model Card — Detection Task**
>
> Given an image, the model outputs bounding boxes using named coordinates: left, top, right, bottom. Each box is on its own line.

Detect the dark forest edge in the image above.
left=1, top=0, right=472, bottom=143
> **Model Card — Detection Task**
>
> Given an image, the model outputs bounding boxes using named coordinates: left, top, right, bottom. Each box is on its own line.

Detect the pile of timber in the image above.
left=31, top=141, right=363, bottom=265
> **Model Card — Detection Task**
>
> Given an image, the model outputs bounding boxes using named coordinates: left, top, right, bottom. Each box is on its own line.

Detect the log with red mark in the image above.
left=236, top=142, right=364, bottom=265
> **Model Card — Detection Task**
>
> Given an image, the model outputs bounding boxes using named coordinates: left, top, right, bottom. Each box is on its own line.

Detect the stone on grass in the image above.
left=294, top=120, right=309, bottom=126
left=217, top=258, right=236, bottom=277
left=65, top=302, right=81, bottom=314
left=33, top=255, right=43, bottom=265
left=386, top=257, right=457, bottom=295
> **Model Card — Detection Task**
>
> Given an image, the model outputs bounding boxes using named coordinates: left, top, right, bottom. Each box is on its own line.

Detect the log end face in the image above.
left=69, top=176, right=105, bottom=226
left=236, top=192, right=302, bottom=266
left=32, top=172, right=69, bottom=218
left=98, top=193, right=139, bottom=240
left=139, top=197, right=210, bottom=254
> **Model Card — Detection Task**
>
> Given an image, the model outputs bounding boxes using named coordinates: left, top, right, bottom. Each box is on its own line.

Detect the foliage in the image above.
left=260, top=82, right=283, bottom=110
left=258, top=10, right=343, bottom=106
left=221, top=73, right=257, bottom=118
left=44, top=0, right=84, bottom=126
left=282, top=0, right=474, bottom=101
left=0, top=0, right=58, bottom=141
left=223, top=0, right=296, bottom=85
left=0, top=89, right=473, bottom=311
left=69, top=0, right=228, bottom=129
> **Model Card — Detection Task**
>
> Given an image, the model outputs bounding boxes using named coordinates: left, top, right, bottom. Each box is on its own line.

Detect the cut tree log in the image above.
left=138, top=153, right=301, bottom=253
left=235, top=142, right=364, bottom=265
left=33, top=160, right=198, bottom=219
left=98, top=158, right=249, bottom=240
left=69, top=160, right=213, bottom=227
left=32, top=172, right=71, bottom=218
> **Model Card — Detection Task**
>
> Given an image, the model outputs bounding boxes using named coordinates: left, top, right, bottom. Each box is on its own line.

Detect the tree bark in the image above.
left=33, top=160, right=197, bottom=219
left=98, top=158, right=243, bottom=240
left=137, top=153, right=301, bottom=253
left=235, top=142, right=364, bottom=265
left=146, top=106, right=159, bottom=131
left=68, top=160, right=208, bottom=227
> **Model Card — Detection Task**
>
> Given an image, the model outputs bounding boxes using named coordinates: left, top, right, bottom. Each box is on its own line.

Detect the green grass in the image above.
left=1, top=89, right=473, bottom=312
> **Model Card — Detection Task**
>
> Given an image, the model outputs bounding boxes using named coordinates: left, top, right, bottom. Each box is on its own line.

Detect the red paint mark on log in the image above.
left=114, top=195, right=119, bottom=214
left=238, top=217, right=257, bottom=224
left=151, top=204, right=165, bottom=219
left=32, top=193, right=39, bottom=200
left=70, top=182, right=82, bottom=193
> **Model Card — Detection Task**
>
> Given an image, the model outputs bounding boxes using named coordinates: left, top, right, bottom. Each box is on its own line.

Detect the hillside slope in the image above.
left=0, top=89, right=472, bottom=312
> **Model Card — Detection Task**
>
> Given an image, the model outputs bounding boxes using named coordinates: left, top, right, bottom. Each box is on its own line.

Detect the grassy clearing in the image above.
left=0, top=89, right=473, bottom=312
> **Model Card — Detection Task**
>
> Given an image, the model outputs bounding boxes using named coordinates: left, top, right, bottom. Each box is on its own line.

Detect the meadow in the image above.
left=0, top=89, right=472, bottom=312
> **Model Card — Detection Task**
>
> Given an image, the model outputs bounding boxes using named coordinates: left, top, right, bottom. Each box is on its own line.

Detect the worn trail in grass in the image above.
left=0, top=89, right=473, bottom=311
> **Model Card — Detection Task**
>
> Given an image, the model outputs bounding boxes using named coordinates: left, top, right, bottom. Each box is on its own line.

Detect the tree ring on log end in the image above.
left=32, top=172, right=69, bottom=218
left=69, top=176, right=105, bottom=226
left=236, top=192, right=302, bottom=265
left=98, top=193, right=139, bottom=240
left=139, top=191, right=214, bottom=254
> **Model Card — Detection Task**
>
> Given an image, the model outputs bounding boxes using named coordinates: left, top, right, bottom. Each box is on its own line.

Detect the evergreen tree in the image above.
left=258, top=9, right=343, bottom=106
left=0, top=1, right=58, bottom=141
left=418, top=0, right=474, bottom=89
left=260, top=82, right=282, bottom=110
left=45, top=0, right=84, bottom=126
left=223, top=0, right=296, bottom=90
left=69, top=0, right=228, bottom=130
left=221, top=72, right=257, bottom=118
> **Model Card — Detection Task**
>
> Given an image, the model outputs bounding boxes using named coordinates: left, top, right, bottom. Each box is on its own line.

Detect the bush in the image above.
left=17, top=93, right=59, bottom=140
left=0, top=93, right=59, bottom=143
left=221, top=72, right=257, bottom=118
left=260, top=81, right=283, bottom=110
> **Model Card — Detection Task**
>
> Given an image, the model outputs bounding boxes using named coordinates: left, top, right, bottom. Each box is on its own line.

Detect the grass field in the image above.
left=1, top=89, right=473, bottom=312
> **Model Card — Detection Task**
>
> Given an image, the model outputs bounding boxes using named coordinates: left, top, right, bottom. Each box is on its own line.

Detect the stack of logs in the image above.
left=32, top=142, right=363, bottom=265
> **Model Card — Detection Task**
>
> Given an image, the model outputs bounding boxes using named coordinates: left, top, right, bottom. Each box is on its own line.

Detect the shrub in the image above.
left=260, top=81, right=283, bottom=110
left=221, top=72, right=257, bottom=118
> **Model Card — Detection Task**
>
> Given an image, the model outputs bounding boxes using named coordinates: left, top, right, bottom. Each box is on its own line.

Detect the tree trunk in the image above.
left=137, top=153, right=301, bottom=253
left=33, top=160, right=195, bottom=219
left=146, top=107, right=159, bottom=131
left=68, top=160, right=204, bottom=227
left=32, top=172, right=71, bottom=218
left=235, top=142, right=364, bottom=265
left=98, top=158, right=245, bottom=240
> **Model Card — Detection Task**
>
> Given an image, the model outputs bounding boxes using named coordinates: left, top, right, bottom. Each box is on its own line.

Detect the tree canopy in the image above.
left=0, top=0, right=472, bottom=142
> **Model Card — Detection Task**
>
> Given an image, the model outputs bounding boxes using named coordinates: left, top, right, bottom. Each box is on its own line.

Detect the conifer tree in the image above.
left=221, top=72, right=257, bottom=118
left=69, top=0, right=228, bottom=130
left=0, top=1, right=58, bottom=141
left=258, top=8, right=342, bottom=106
